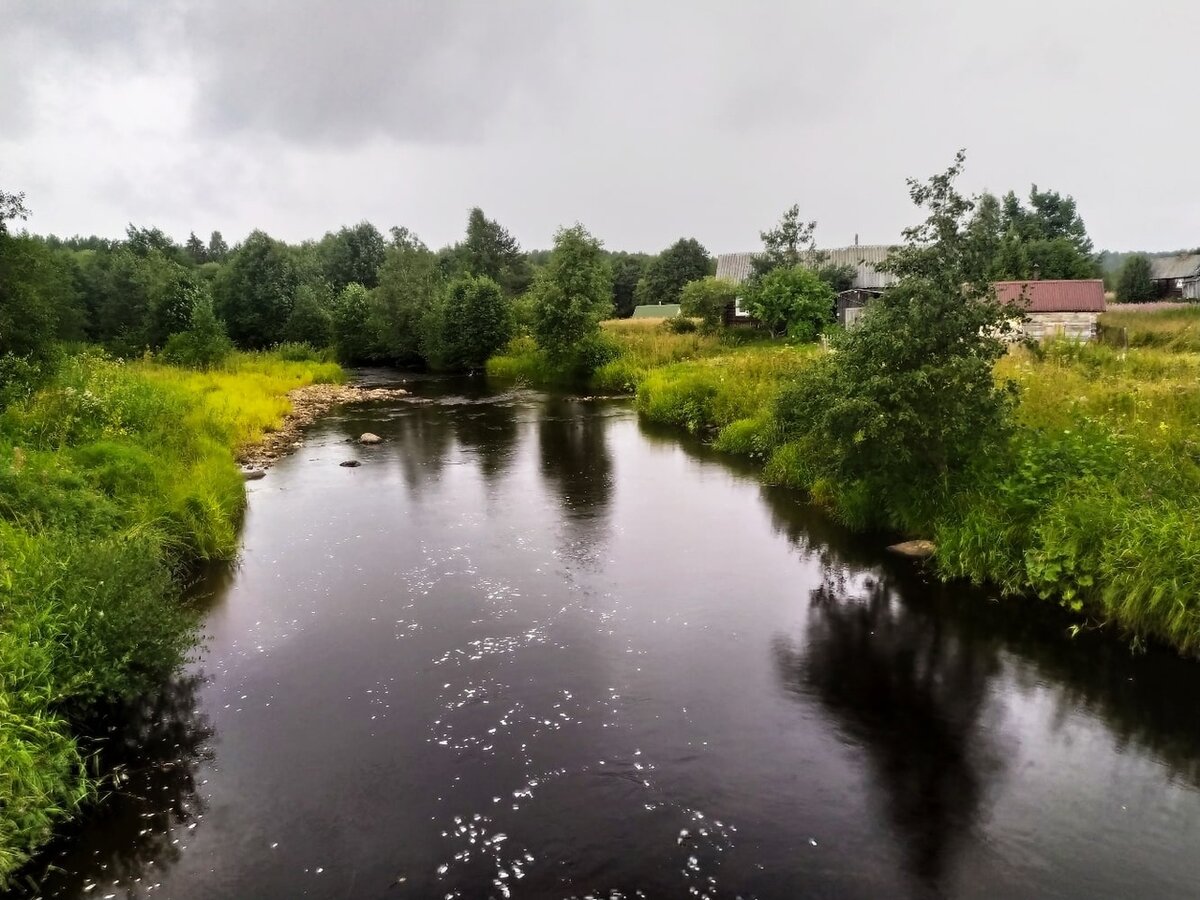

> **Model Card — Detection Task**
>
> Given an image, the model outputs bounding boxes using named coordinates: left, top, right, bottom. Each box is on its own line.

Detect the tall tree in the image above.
left=320, top=222, right=386, bottom=292
left=371, top=229, right=441, bottom=364
left=609, top=252, right=649, bottom=318
left=207, top=230, right=229, bottom=262
left=430, top=275, right=513, bottom=371
left=213, top=230, right=299, bottom=348
left=637, top=238, right=711, bottom=306
left=283, top=282, right=335, bottom=347
left=530, top=225, right=613, bottom=363
left=1116, top=254, right=1155, bottom=303
left=331, top=282, right=375, bottom=363
left=752, top=205, right=819, bottom=278
left=184, top=231, right=208, bottom=264
left=454, top=208, right=532, bottom=295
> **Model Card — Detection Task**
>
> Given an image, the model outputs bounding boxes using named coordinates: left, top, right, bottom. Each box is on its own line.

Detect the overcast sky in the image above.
left=2, top=0, right=1196, bottom=254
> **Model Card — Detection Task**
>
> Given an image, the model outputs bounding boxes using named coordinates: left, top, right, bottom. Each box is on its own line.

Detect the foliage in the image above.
left=161, top=295, right=233, bottom=369
left=319, top=222, right=386, bottom=292
left=965, top=185, right=1099, bottom=281
left=752, top=204, right=820, bottom=278
left=1116, top=254, right=1156, bottom=303
left=529, top=224, right=613, bottom=368
left=213, top=230, right=298, bottom=348
left=449, top=208, right=531, bottom=296
left=742, top=265, right=834, bottom=339
left=0, top=349, right=341, bottom=883
left=282, top=281, right=335, bottom=347
left=773, top=151, right=1019, bottom=529
left=371, top=230, right=442, bottom=364
left=427, top=275, right=512, bottom=371
left=636, top=238, right=711, bottom=307
left=679, top=276, right=738, bottom=332
left=331, top=282, right=375, bottom=364
left=610, top=252, right=649, bottom=318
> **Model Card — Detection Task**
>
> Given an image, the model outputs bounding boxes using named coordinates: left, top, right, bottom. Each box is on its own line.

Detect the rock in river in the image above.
left=243, top=469, right=267, bottom=481
left=359, top=433, right=383, bottom=444
left=888, top=539, right=936, bottom=559
left=340, top=459, right=362, bottom=468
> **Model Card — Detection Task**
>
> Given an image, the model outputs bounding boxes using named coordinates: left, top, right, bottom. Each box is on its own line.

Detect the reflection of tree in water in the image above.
left=774, top=576, right=1005, bottom=892
left=451, top=396, right=520, bottom=484
left=537, top=398, right=614, bottom=563
left=19, top=674, right=214, bottom=898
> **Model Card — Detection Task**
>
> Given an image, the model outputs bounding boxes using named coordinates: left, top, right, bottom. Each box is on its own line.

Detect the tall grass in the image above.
left=0, top=349, right=340, bottom=884
left=485, top=318, right=776, bottom=393
left=1099, top=305, right=1200, bottom=352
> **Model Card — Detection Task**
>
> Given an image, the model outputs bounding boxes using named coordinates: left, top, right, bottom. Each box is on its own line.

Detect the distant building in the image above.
left=714, top=246, right=898, bottom=291
left=1148, top=254, right=1200, bottom=298
left=993, top=279, right=1106, bottom=341
left=714, top=245, right=898, bottom=327
left=631, top=304, right=680, bottom=319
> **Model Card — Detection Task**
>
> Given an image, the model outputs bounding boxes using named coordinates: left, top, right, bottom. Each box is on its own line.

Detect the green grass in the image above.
left=486, top=318, right=776, bottom=393
left=1099, top=305, right=1200, bottom=352
left=0, top=349, right=341, bottom=884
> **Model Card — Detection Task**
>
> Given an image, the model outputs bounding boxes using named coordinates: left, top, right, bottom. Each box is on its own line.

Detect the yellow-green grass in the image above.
left=1099, top=305, right=1200, bottom=352
left=0, top=349, right=341, bottom=884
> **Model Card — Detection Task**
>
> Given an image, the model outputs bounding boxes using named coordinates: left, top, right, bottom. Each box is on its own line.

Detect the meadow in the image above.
left=0, top=350, right=341, bottom=884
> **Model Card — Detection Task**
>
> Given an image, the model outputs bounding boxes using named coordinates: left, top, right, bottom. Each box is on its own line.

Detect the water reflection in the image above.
left=450, top=394, right=521, bottom=484
left=775, top=576, right=1006, bottom=890
left=21, top=675, right=213, bottom=898
left=537, top=398, right=615, bottom=563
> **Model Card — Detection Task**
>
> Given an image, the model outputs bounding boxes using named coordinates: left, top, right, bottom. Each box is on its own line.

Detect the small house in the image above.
left=631, top=304, right=681, bottom=319
left=836, top=289, right=882, bottom=327
left=1149, top=254, right=1200, bottom=298
left=993, top=279, right=1106, bottom=341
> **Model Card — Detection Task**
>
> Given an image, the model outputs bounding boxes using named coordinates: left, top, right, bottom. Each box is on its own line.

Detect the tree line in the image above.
left=0, top=195, right=721, bottom=396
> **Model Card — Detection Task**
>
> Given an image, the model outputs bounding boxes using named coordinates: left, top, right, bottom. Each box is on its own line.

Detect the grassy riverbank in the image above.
left=491, top=312, right=1200, bottom=656
left=0, top=350, right=341, bottom=884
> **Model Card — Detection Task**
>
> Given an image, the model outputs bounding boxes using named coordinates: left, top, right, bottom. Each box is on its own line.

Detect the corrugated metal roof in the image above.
left=714, top=246, right=898, bottom=290
left=1149, top=254, right=1200, bottom=281
left=631, top=304, right=680, bottom=318
left=993, top=280, right=1106, bottom=312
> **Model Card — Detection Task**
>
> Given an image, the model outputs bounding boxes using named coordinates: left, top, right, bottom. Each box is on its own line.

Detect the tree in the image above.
left=973, top=186, right=1098, bottom=280
left=184, top=232, right=208, bottom=264
left=283, top=282, right=335, bottom=347
left=774, top=150, right=1019, bottom=529
left=207, top=230, right=229, bottom=263
left=331, top=282, right=375, bottom=363
left=429, top=275, right=512, bottom=370
left=320, top=222, right=386, bottom=292
left=637, top=238, right=711, bottom=306
left=1117, top=254, right=1155, bottom=303
left=213, top=230, right=298, bottom=348
left=609, top=252, right=648, bottom=318
left=161, top=293, right=232, bottom=369
left=743, top=266, right=834, bottom=339
left=0, top=189, right=29, bottom=235
left=530, top=224, right=613, bottom=365
left=371, top=229, right=441, bottom=364
left=147, top=269, right=207, bottom=349
left=752, top=205, right=819, bottom=278
left=452, top=208, right=532, bottom=296
left=679, top=276, right=738, bottom=332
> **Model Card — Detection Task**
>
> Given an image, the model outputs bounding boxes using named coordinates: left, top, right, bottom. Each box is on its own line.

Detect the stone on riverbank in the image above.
left=360, top=433, right=382, bottom=444
left=888, top=539, right=936, bottom=559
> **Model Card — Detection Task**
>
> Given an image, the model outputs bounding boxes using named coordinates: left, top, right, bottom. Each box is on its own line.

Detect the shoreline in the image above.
left=237, top=382, right=410, bottom=472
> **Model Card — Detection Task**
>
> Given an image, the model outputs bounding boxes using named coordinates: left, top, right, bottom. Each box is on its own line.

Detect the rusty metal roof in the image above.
left=1149, top=254, right=1200, bottom=281
left=714, top=245, right=899, bottom=290
left=993, top=279, right=1106, bottom=312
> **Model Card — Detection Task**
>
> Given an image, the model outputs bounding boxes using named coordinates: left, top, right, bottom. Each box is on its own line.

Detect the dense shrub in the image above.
left=742, top=265, right=834, bottom=339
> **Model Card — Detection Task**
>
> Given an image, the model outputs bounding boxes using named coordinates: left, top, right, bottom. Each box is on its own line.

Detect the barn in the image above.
left=1149, top=254, right=1200, bottom=298
left=993, top=279, right=1106, bottom=341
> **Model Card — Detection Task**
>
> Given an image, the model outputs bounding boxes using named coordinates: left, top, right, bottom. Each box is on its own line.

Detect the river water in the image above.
left=22, top=375, right=1200, bottom=899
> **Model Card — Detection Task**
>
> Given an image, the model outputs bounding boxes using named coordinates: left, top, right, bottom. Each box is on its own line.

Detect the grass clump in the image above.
left=0, top=348, right=340, bottom=884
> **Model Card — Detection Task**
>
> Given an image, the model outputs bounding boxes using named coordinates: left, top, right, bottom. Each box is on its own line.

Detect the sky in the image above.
left=2, top=0, right=1196, bottom=254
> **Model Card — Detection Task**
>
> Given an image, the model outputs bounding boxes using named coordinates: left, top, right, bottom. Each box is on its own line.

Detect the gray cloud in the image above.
left=1, top=0, right=1197, bottom=253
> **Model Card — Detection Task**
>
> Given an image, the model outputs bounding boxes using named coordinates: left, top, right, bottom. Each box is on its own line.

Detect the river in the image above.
left=22, top=374, right=1200, bottom=899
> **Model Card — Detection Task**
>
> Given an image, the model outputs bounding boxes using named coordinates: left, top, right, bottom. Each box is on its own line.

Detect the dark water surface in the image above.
left=23, top=375, right=1200, bottom=899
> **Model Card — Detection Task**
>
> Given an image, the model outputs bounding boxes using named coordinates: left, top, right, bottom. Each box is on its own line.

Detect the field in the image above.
left=0, top=350, right=341, bottom=884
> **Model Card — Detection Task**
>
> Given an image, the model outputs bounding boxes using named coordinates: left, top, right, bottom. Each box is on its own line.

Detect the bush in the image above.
left=161, top=296, right=233, bottom=370
left=679, top=276, right=738, bottom=332
left=662, top=315, right=698, bottom=334
left=742, top=265, right=834, bottom=339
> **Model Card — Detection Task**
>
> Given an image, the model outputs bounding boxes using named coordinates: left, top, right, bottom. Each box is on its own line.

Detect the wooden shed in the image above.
left=1149, top=254, right=1200, bottom=298
left=993, top=279, right=1106, bottom=341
